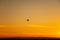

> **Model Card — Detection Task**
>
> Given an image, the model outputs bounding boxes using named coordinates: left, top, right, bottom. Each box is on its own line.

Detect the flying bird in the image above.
left=27, top=19, right=29, bottom=22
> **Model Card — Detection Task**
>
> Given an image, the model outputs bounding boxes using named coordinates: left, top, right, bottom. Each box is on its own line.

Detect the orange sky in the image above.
left=0, top=0, right=60, bottom=38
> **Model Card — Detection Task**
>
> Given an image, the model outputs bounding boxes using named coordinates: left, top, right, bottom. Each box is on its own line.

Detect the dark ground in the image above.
left=0, top=37, right=60, bottom=40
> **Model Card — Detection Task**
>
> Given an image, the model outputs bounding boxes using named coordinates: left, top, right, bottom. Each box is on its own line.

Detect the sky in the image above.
left=0, top=0, right=60, bottom=38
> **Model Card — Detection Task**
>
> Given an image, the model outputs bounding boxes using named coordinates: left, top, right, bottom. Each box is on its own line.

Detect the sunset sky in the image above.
left=0, top=0, right=60, bottom=38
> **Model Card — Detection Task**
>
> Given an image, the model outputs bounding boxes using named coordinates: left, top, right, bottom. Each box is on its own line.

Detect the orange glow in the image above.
left=0, top=23, right=60, bottom=38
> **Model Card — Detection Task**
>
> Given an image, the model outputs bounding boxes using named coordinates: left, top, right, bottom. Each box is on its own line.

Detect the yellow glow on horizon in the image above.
left=0, top=23, right=60, bottom=38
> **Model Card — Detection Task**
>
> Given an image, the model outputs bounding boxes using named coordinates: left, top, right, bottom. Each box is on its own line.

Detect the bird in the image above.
left=27, top=19, right=29, bottom=22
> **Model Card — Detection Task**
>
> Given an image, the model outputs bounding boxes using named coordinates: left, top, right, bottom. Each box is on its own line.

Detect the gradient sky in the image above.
left=0, top=0, right=60, bottom=38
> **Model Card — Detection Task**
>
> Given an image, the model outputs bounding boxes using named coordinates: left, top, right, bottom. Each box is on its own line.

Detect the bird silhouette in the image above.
left=27, top=19, right=29, bottom=22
